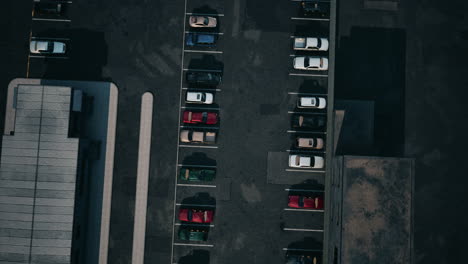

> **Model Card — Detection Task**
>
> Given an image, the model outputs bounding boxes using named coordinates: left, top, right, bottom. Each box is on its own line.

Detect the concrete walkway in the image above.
left=131, top=92, right=154, bottom=264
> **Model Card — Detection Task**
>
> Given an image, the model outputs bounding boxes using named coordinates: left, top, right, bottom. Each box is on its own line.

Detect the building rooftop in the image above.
left=0, top=84, right=79, bottom=263
left=332, top=156, right=414, bottom=264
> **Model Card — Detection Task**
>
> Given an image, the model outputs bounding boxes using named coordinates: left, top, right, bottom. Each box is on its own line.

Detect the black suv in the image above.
left=186, top=71, right=222, bottom=86
left=301, top=1, right=329, bottom=17
left=34, top=2, right=66, bottom=16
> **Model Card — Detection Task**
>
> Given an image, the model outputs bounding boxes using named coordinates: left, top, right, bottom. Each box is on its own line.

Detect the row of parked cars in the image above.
left=177, top=14, right=222, bottom=242
left=285, top=2, right=329, bottom=264
left=29, top=2, right=68, bottom=55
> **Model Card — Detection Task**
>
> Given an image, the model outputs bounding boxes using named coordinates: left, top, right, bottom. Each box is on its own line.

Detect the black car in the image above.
left=292, top=115, right=326, bottom=129
left=301, top=1, right=328, bottom=17
left=286, top=252, right=321, bottom=264
left=186, top=71, right=222, bottom=86
left=34, top=2, right=65, bottom=16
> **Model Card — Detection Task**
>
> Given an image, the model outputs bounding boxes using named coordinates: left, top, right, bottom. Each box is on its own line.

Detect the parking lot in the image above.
left=18, top=0, right=334, bottom=263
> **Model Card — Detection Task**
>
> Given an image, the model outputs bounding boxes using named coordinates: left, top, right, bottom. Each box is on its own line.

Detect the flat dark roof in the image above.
left=339, top=156, right=414, bottom=264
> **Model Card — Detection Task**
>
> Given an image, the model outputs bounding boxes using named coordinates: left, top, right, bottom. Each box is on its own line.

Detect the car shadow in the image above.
left=287, top=179, right=325, bottom=196
left=181, top=152, right=217, bottom=167
left=181, top=192, right=217, bottom=208
left=298, top=79, right=327, bottom=94
left=186, top=54, right=224, bottom=73
left=178, top=250, right=210, bottom=264
left=286, top=236, right=323, bottom=252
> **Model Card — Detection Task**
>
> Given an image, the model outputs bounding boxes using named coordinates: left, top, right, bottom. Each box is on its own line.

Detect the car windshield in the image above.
left=320, top=58, right=323, bottom=67
left=203, top=17, right=209, bottom=25
left=47, top=42, right=53, bottom=52
left=304, top=58, right=309, bottom=68
left=201, top=94, right=206, bottom=101
left=299, top=196, right=304, bottom=207
left=187, top=210, right=193, bottom=221
left=317, top=38, right=321, bottom=48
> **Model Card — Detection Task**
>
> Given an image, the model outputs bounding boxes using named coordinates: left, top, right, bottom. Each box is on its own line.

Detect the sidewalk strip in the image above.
left=131, top=92, right=154, bottom=264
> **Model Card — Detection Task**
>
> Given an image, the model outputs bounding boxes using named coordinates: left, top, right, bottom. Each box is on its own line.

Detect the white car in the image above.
left=186, top=92, right=214, bottom=104
left=289, top=155, right=324, bottom=169
left=297, top=97, right=327, bottom=109
left=189, top=16, right=217, bottom=28
left=296, top=137, right=324, bottom=150
left=30, top=40, right=66, bottom=54
left=293, top=56, right=328, bottom=71
left=293, top=37, right=329, bottom=51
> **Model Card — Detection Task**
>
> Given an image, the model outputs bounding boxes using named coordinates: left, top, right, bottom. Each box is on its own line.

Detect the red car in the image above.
left=178, top=208, right=214, bottom=223
left=183, top=111, right=218, bottom=125
left=288, top=195, right=324, bottom=209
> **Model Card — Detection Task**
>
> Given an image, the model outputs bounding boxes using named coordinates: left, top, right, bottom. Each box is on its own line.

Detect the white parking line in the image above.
left=175, top=223, right=215, bottom=227
left=185, top=31, right=224, bottom=35
left=183, top=87, right=222, bottom=92
left=285, top=188, right=324, bottom=192
left=283, top=208, right=324, bottom=212
left=186, top=13, right=225, bottom=17
left=285, top=169, right=326, bottom=173
left=289, top=73, right=328, bottom=77
left=286, top=149, right=325, bottom=154
left=176, top=203, right=216, bottom=207
left=291, top=17, right=330, bottom=21
left=180, top=126, right=220, bottom=130
left=34, top=0, right=73, bottom=2
left=282, top=248, right=322, bottom=252
left=184, top=49, right=223, bottom=54
left=181, top=106, right=220, bottom=111
left=287, top=111, right=326, bottom=114
left=30, top=36, right=70, bottom=41
left=179, top=144, right=218, bottom=149
left=32, top=18, right=71, bottom=22
left=183, top=68, right=223, bottom=72
left=170, top=0, right=188, bottom=262
left=173, top=243, right=214, bottom=247
left=287, top=130, right=326, bottom=134
left=177, top=183, right=217, bottom=188
left=288, top=92, right=327, bottom=96
left=29, top=55, right=69, bottom=59
left=283, top=227, right=324, bottom=232
left=178, top=164, right=217, bottom=168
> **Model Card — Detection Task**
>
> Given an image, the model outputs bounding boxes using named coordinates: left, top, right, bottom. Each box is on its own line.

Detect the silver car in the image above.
left=189, top=16, right=217, bottom=28
left=30, top=40, right=66, bottom=54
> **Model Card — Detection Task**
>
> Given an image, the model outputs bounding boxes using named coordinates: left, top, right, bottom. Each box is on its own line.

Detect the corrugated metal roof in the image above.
left=0, top=85, right=79, bottom=264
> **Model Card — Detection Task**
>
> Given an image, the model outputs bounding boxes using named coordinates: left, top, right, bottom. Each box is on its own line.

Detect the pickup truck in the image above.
left=180, top=130, right=216, bottom=144
left=294, top=37, right=329, bottom=51
left=179, top=167, right=216, bottom=181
